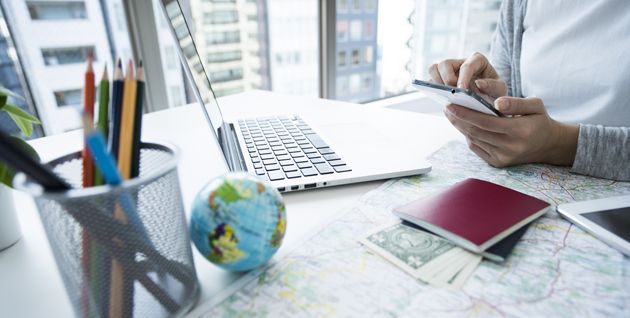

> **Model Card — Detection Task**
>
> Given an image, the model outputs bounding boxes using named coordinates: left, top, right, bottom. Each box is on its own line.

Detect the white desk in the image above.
left=0, top=90, right=458, bottom=317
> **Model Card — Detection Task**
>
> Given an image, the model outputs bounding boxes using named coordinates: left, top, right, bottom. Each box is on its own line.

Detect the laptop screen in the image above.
left=158, top=0, right=226, bottom=146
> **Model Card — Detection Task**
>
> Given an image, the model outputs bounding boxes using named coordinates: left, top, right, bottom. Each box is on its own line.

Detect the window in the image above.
left=165, top=45, right=177, bottom=70
left=337, top=50, right=346, bottom=67
left=203, top=10, right=239, bottom=24
left=351, top=49, right=360, bottom=65
left=350, top=20, right=362, bottom=41
left=365, top=0, right=375, bottom=12
left=364, top=20, right=373, bottom=39
left=364, top=46, right=373, bottom=64
left=338, top=0, right=348, bottom=13
left=336, top=75, right=348, bottom=96
left=210, top=68, right=243, bottom=83
left=337, top=21, right=348, bottom=42
left=206, top=31, right=241, bottom=45
left=207, top=50, right=242, bottom=63
left=334, top=0, right=502, bottom=102
left=169, top=85, right=184, bottom=106
left=26, top=1, right=87, bottom=20
left=41, top=46, right=95, bottom=66
left=53, top=88, right=82, bottom=107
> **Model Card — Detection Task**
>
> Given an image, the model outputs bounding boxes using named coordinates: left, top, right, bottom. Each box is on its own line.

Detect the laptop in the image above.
left=159, top=0, right=431, bottom=193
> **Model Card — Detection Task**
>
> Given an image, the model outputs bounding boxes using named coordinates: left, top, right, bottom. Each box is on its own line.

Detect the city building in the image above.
left=335, top=0, right=379, bottom=102
left=188, top=0, right=270, bottom=97
left=1, top=0, right=186, bottom=135
left=265, top=0, right=318, bottom=96
left=408, top=0, right=501, bottom=82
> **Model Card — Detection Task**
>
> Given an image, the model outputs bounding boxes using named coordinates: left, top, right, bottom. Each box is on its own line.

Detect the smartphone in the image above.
left=411, top=79, right=504, bottom=117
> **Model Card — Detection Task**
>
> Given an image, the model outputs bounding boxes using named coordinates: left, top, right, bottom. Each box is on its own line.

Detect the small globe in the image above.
left=189, top=173, right=286, bottom=271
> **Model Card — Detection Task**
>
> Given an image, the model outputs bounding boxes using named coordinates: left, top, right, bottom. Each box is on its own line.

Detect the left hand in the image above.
left=444, top=96, right=579, bottom=167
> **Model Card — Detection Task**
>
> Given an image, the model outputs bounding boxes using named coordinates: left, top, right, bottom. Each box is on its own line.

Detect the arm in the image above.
left=572, top=125, right=630, bottom=181
left=490, top=0, right=514, bottom=96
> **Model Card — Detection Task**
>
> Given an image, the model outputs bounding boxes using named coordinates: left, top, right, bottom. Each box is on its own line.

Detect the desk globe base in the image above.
left=190, top=173, right=286, bottom=271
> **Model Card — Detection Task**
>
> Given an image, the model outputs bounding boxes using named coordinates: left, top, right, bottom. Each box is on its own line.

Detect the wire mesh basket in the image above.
left=15, top=142, right=199, bottom=318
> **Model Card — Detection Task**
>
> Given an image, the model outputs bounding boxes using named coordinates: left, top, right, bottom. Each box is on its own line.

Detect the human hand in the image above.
left=428, top=52, right=505, bottom=94
left=444, top=96, right=579, bottom=167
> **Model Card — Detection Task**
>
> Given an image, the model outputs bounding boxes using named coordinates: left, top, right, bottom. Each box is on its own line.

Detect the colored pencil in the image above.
left=110, top=59, right=138, bottom=318
left=131, top=61, right=145, bottom=178
left=94, top=65, right=110, bottom=186
left=81, top=52, right=95, bottom=318
left=110, top=58, right=124, bottom=159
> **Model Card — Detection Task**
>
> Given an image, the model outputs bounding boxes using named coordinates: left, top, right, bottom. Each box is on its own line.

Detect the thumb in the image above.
left=494, top=97, right=545, bottom=116
left=474, top=79, right=507, bottom=98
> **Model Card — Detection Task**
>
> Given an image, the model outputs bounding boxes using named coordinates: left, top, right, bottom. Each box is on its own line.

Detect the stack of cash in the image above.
left=359, top=222, right=482, bottom=289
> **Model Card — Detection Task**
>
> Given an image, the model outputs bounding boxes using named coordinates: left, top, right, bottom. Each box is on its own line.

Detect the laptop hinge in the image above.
left=220, top=123, right=246, bottom=172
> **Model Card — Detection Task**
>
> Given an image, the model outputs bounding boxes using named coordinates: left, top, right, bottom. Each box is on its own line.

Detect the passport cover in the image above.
left=393, top=178, right=550, bottom=253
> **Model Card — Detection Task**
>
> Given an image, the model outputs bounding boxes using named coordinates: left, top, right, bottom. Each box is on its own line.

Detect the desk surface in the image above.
left=0, top=90, right=457, bottom=317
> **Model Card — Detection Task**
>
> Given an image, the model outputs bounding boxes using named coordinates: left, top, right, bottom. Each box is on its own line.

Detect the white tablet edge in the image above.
left=557, top=195, right=630, bottom=256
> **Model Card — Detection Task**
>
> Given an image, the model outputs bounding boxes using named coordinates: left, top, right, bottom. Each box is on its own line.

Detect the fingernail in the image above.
left=495, top=98, right=509, bottom=111
left=475, top=79, right=487, bottom=90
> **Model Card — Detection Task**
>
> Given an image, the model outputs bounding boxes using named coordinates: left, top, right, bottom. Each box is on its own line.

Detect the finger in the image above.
left=428, top=64, right=444, bottom=84
left=466, top=138, right=493, bottom=162
left=444, top=108, right=507, bottom=145
left=446, top=104, right=510, bottom=134
left=494, top=97, right=545, bottom=116
left=475, top=79, right=508, bottom=98
left=437, top=59, right=461, bottom=86
left=457, top=52, right=490, bottom=89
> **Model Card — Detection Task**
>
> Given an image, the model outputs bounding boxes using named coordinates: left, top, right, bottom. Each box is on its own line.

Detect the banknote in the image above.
left=359, top=222, right=481, bottom=289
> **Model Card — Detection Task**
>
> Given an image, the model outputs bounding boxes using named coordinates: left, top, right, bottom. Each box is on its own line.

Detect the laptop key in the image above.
left=303, top=148, right=318, bottom=154
left=267, top=170, right=285, bottom=181
left=310, top=157, right=325, bottom=164
left=274, top=150, right=288, bottom=156
left=260, top=154, right=274, bottom=160
left=286, top=171, right=302, bottom=179
left=301, top=167, right=318, bottom=177
left=278, top=159, right=293, bottom=166
left=259, top=149, right=272, bottom=155
left=318, top=148, right=334, bottom=155
left=294, top=157, right=308, bottom=163
left=251, top=157, right=260, bottom=163
left=265, top=164, right=281, bottom=171
left=255, top=168, right=265, bottom=175
left=333, top=165, right=352, bottom=173
left=283, top=164, right=298, bottom=172
left=277, top=154, right=291, bottom=161
left=287, top=147, right=301, bottom=153
left=323, top=154, right=340, bottom=161
left=328, top=159, right=345, bottom=166
left=305, top=134, right=328, bottom=148
left=306, top=153, right=321, bottom=159
left=262, top=159, right=277, bottom=165
left=253, top=163, right=263, bottom=169
left=297, top=162, right=312, bottom=169
left=248, top=148, right=257, bottom=153
left=290, top=152, right=305, bottom=158
left=314, top=163, right=334, bottom=174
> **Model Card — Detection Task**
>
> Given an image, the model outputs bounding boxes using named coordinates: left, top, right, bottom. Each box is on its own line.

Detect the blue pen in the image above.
left=83, top=115, right=152, bottom=243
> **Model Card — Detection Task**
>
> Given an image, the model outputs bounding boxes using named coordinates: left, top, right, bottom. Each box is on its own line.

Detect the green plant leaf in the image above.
left=0, top=85, right=23, bottom=100
left=0, top=136, right=39, bottom=188
left=2, top=104, right=41, bottom=137
left=0, top=95, right=6, bottom=109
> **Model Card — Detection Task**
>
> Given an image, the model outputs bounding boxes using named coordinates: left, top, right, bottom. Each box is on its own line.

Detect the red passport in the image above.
left=393, top=178, right=550, bottom=253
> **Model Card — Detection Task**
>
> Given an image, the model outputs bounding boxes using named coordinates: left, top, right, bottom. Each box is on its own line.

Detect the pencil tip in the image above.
left=116, top=58, right=122, bottom=68
left=138, top=60, right=143, bottom=68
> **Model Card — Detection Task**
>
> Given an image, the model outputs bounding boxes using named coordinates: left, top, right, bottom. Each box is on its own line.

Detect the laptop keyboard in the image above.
left=238, top=115, right=351, bottom=182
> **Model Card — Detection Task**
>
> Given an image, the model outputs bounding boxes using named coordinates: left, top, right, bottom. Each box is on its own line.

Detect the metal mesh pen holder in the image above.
left=15, top=142, right=199, bottom=318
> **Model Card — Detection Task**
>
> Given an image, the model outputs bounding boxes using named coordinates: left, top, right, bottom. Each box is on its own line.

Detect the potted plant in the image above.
left=0, top=85, right=41, bottom=250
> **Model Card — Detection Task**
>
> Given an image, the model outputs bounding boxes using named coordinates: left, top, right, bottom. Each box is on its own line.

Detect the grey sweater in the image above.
left=491, top=0, right=630, bottom=181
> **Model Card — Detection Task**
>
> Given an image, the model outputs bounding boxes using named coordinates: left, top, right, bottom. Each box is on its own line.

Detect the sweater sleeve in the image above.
left=490, top=0, right=514, bottom=95
left=571, top=124, right=630, bottom=181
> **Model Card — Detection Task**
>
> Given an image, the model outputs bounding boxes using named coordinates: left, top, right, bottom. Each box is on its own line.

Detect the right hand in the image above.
left=428, top=52, right=507, bottom=99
